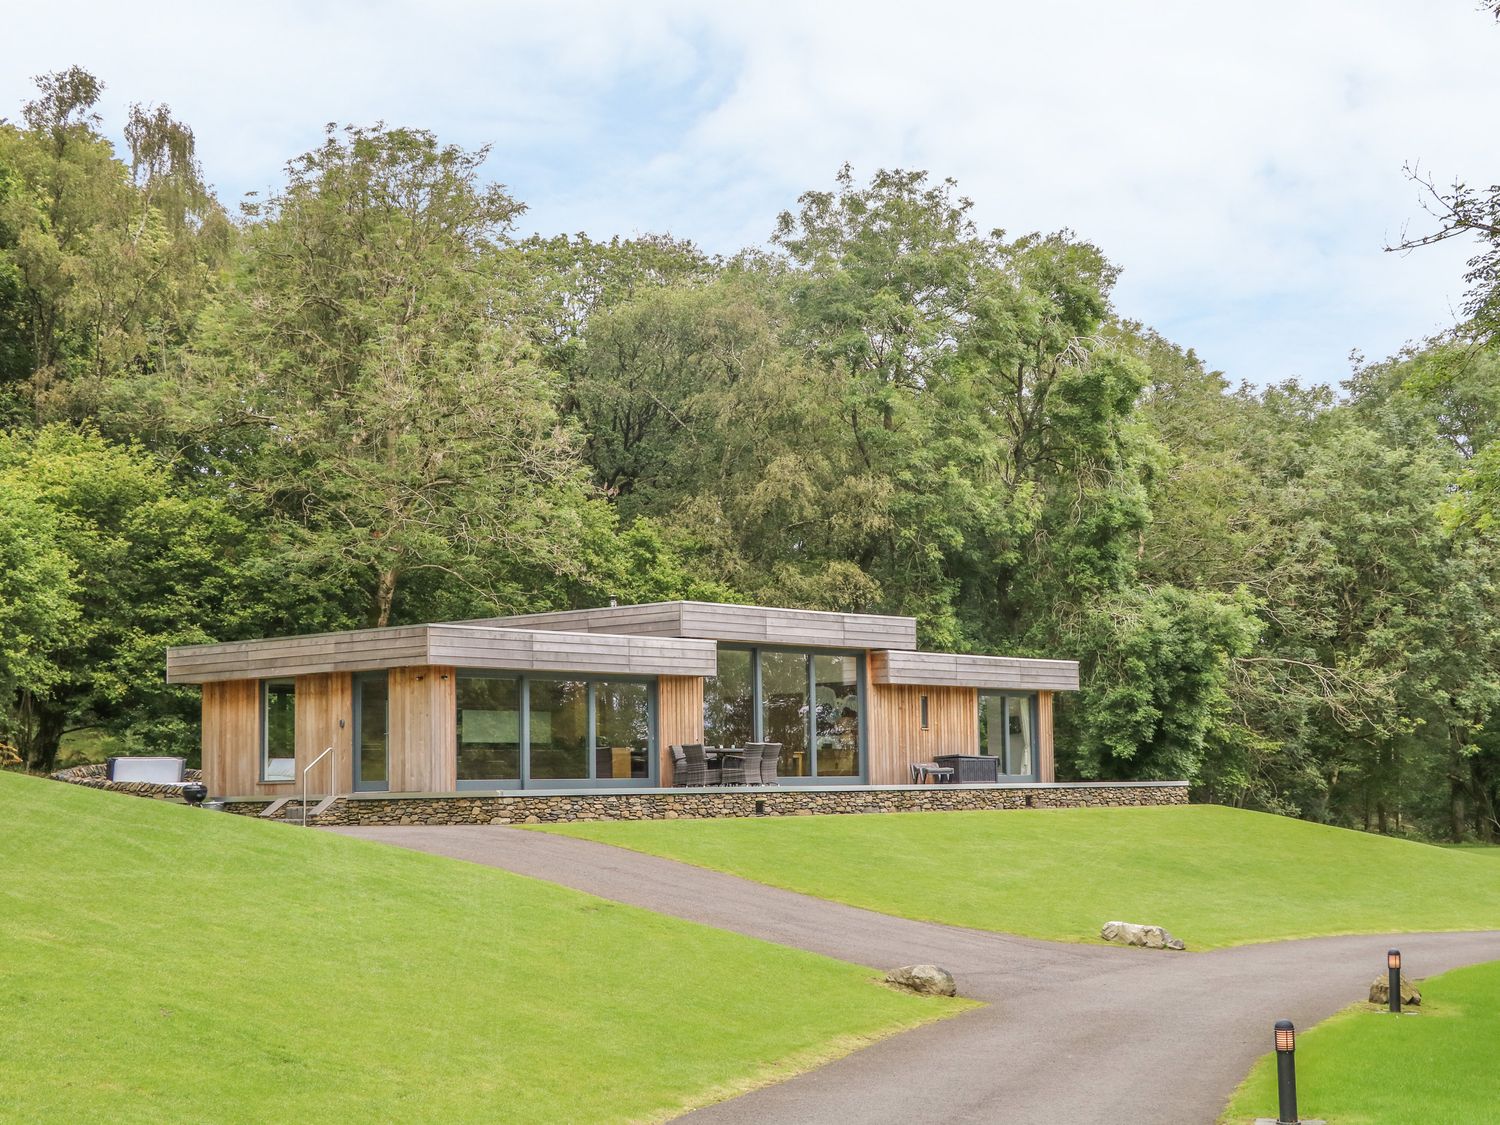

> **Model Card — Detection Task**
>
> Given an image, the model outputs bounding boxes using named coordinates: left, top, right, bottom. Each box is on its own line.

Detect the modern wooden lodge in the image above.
left=165, top=601, right=1080, bottom=799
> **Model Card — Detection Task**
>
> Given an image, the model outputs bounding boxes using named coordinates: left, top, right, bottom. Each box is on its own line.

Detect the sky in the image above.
left=5, top=0, right=1498, bottom=387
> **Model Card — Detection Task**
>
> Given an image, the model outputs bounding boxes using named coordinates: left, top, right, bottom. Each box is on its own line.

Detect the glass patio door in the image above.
left=354, top=672, right=389, bottom=792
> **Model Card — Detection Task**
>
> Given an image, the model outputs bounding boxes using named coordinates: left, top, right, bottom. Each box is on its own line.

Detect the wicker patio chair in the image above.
left=750, top=742, right=781, bottom=785
left=719, top=744, right=761, bottom=786
left=681, top=743, right=720, bottom=787
left=670, top=744, right=689, bottom=787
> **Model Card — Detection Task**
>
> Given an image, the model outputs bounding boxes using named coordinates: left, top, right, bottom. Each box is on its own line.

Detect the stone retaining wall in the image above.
left=51, top=762, right=203, bottom=801
left=223, top=781, right=1188, bottom=826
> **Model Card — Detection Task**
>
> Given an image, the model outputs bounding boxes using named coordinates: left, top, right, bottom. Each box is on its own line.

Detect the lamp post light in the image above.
left=1388, top=949, right=1402, bottom=1014
left=1274, top=1020, right=1299, bottom=1125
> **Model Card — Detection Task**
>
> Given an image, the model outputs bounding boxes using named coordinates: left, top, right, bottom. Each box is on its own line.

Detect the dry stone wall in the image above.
left=51, top=762, right=204, bottom=801
left=222, top=781, right=1188, bottom=826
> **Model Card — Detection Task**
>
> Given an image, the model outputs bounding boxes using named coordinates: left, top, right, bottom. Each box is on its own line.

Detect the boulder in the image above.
left=1369, top=973, right=1421, bottom=1007
left=1100, top=920, right=1187, bottom=951
left=885, top=964, right=958, bottom=997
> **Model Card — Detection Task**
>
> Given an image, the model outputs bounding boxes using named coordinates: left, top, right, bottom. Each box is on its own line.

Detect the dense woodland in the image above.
left=3, top=67, right=1499, bottom=841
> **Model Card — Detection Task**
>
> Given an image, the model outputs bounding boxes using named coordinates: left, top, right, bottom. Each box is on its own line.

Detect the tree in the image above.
left=0, top=426, right=256, bottom=772
left=190, top=124, right=604, bottom=627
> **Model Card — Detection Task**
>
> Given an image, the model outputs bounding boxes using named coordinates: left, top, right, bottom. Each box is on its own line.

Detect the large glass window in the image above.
left=1006, top=695, right=1034, bottom=776
left=355, top=672, right=389, bottom=791
left=595, top=682, right=651, bottom=779
left=457, top=674, right=520, bottom=782
left=761, top=650, right=812, bottom=777
left=814, top=654, right=860, bottom=777
left=703, top=648, right=754, bottom=748
left=979, top=692, right=1037, bottom=778
left=528, top=678, right=589, bottom=780
left=262, top=679, right=296, bottom=782
left=705, top=648, right=864, bottom=780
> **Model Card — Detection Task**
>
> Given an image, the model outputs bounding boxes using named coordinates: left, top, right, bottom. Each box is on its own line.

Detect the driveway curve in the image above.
left=330, top=824, right=1500, bottom=1124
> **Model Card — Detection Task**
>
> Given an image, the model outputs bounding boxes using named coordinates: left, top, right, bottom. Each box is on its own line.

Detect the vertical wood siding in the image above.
left=1037, top=691, right=1055, bottom=782
left=866, top=683, right=978, bottom=784
left=388, top=666, right=457, bottom=792
left=293, top=672, right=353, bottom=796
left=201, top=679, right=263, bottom=796
left=657, top=675, right=704, bottom=786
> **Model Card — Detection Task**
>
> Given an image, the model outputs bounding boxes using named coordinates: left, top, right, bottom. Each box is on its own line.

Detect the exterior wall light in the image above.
left=1388, top=949, right=1402, bottom=1014
left=1274, top=1019, right=1298, bottom=1125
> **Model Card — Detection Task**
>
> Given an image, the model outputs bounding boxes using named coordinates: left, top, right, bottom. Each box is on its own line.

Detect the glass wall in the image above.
left=761, top=651, right=812, bottom=777
left=594, top=682, right=651, bottom=779
left=261, top=679, right=296, bottom=782
left=457, top=674, right=521, bottom=783
left=701, top=647, right=865, bottom=781
left=354, top=672, right=389, bottom=791
left=528, top=678, right=589, bottom=780
left=454, top=673, right=656, bottom=787
left=703, top=648, right=754, bottom=748
left=978, top=692, right=1037, bottom=779
left=813, top=654, right=860, bottom=777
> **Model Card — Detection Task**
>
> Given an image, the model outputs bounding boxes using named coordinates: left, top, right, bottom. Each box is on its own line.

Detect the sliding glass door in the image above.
left=455, top=673, right=656, bottom=789
left=353, top=672, right=389, bottom=792
left=977, top=692, right=1038, bottom=780
left=703, top=647, right=866, bottom=782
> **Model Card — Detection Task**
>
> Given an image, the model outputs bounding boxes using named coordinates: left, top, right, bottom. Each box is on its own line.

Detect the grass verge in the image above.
left=0, top=771, right=966, bottom=1123
left=542, top=805, right=1500, bottom=949
left=1221, top=959, right=1500, bottom=1123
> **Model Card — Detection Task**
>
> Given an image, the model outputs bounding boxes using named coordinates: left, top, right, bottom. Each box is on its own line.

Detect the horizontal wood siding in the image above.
left=168, top=626, right=429, bottom=683
left=869, top=649, right=1080, bottom=692
left=388, top=666, right=457, bottom=792
left=1038, top=691, right=1055, bottom=782
left=170, top=624, right=716, bottom=683
left=657, top=675, right=704, bottom=786
left=294, top=672, right=353, bottom=796
left=867, top=683, right=978, bottom=785
left=470, top=601, right=918, bottom=651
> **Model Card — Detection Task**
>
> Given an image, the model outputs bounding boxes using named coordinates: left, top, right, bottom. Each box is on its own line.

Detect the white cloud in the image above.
left=4, top=0, right=1497, bottom=385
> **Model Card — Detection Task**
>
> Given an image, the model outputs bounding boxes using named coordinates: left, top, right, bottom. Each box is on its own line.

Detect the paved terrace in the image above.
left=330, top=824, right=1500, bottom=1125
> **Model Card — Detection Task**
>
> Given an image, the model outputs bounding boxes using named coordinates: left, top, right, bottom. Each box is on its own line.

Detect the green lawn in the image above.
left=1222, top=960, right=1500, bottom=1123
left=0, top=772, right=964, bottom=1123
left=542, top=805, right=1500, bottom=949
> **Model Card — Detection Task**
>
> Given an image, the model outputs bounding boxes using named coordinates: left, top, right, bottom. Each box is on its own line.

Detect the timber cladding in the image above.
left=469, top=601, right=920, bottom=651
left=167, top=624, right=716, bottom=684
left=657, top=675, right=704, bottom=786
left=868, top=649, right=1079, bottom=692
left=388, top=666, right=457, bottom=793
left=866, top=683, right=979, bottom=785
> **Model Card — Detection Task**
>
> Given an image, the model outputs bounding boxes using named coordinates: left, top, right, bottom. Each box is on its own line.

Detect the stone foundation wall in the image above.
left=51, top=762, right=204, bottom=801
left=223, top=781, right=1188, bottom=826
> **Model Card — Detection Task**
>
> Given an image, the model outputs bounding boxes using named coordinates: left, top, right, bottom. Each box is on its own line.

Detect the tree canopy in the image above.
left=1, top=66, right=1497, bottom=841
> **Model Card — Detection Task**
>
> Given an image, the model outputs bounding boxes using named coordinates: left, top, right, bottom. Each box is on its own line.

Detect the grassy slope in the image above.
left=1223, top=960, right=1500, bottom=1123
left=0, top=772, right=963, bottom=1124
left=543, top=805, right=1500, bottom=949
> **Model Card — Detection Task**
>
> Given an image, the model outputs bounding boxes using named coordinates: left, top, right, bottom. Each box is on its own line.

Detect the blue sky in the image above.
left=6, top=0, right=1498, bottom=387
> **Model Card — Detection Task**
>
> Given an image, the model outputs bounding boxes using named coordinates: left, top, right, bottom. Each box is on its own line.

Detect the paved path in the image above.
left=330, top=824, right=1500, bottom=1124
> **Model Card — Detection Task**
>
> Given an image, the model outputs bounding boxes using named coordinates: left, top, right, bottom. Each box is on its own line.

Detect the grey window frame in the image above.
left=976, top=691, right=1040, bottom=781
left=455, top=672, right=658, bottom=791
left=706, top=645, right=868, bottom=785
left=352, top=671, right=390, bottom=793
left=260, top=678, right=296, bottom=784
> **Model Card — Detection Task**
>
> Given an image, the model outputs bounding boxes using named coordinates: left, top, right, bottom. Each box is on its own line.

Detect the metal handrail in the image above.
left=302, top=746, right=334, bottom=827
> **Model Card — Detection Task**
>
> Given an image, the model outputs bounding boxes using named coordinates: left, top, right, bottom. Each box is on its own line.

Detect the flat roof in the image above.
left=165, top=623, right=718, bottom=684
left=466, top=600, right=919, bottom=651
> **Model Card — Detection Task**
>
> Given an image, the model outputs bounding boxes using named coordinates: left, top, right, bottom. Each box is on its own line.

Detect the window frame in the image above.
left=260, top=677, right=297, bottom=784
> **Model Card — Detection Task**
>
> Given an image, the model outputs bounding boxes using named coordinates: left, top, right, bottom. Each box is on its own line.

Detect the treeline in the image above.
left=2, top=69, right=1498, bottom=840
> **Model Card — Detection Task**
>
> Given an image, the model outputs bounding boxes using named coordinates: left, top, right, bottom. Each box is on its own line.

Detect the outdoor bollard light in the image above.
left=1274, top=1020, right=1299, bottom=1125
left=1388, top=949, right=1402, bottom=1014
